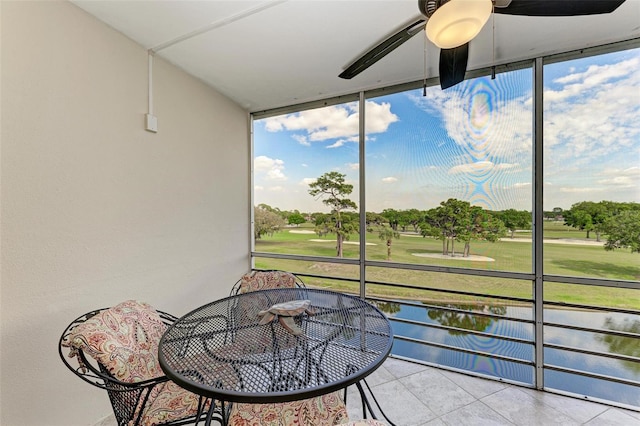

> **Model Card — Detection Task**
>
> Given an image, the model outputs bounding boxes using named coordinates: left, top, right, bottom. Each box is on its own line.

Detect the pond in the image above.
left=378, top=300, right=640, bottom=407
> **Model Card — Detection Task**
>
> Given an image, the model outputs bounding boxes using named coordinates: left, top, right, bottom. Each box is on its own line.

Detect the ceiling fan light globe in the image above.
left=425, top=0, right=492, bottom=49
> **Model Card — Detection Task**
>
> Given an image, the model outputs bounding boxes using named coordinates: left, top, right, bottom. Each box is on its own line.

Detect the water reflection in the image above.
left=597, top=317, right=640, bottom=374
left=370, top=300, right=401, bottom=315
left=427, top=304, right=507, bottom=335
left=387, top=300, right=640, bottom=407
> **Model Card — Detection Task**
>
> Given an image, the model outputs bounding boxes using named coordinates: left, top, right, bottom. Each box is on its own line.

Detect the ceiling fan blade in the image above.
left=439, top=43, right=468, bottom=90
left=494, top=0, right=626, bottom=16
left=339, top=18, right=425, bottom=79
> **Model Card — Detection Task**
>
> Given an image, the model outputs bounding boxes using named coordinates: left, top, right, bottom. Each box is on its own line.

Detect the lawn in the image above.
left=254, top=222, right=640, bottom=310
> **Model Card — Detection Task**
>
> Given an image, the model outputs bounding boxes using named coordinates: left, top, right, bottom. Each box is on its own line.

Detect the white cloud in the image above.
left=292, top=134, right=310, bottom=146
left=512, top=182, right=531, bottom=188
left=559, top=187, right=604, bottom=193
left=544, top=57, right=640, bottom=157
left=261, top=101, right=398, bottom=144
left=448, top=160, right=494, bottom=174
left=254, top=155, right=287, bottom=181
left=410, top=80, right=533, bottom=161
left=347, top=163, right=359, bottom=170
left=268, top=186, right=284, bottom=192
left=382, top=177, right=398, bottom=183
left=254, top=185, right=264, bottom=191
left=597, top=176, right=636, bottom=187
left=327, top=140, right=345, bottom=149
left=300, top=178, right=316, bottom=186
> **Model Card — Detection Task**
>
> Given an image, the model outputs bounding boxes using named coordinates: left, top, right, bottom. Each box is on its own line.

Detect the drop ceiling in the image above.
left=72, top=0, right=640, bottom=112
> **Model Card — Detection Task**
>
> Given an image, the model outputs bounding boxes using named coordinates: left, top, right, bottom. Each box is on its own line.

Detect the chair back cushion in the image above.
left=228, top=391, right=348, bottom=426
left=63, top=300, right=166, bottom=382
left=239, top=270, right=297, bottom=293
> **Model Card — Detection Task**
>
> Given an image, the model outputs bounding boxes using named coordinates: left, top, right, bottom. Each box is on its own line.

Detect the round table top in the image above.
left=158, top=288, right=393, bottom=403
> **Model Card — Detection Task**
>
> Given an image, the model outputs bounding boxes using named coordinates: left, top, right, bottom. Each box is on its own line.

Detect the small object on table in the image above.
left=257, top=299, right=315, bottom=335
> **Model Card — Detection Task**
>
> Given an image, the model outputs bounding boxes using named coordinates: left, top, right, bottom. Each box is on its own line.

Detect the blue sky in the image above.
left=254, top=48, right=639, bottom=214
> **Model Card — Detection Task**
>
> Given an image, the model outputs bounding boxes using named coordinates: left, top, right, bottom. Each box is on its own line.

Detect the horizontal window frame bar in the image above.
left=252, top=251, right=360, bottom=265
left=389, top=315, right=534, bottom=346
left=366, top=279, right=533, bottom=305
left=369, top=295, right=533, bottom=324
left=544, top=342, right=640, bottom=365
left=366, top=260, right=534, bottom=280
left=544, top=300, right=640, bottom=316
left=543, top=363, right=640, bottom=388
left=253, top=253, right=640, bottom=290
left=544, top=275, right=640, bottom=290
left=544, top=321, right=640, bottom=340
left=394, top=335, right=534, bottom=366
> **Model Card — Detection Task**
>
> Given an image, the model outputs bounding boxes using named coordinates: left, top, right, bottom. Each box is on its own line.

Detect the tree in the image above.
left=254, top=205, right=285, bottom=239
left=420, top=199, right=472, bottom=256
left=287, top=212, right=305, bottom=226
left=564, top=201, right=611, bottom=240
left=420, top=199, right=505, bottom=257
left=461, top=207, right=507, bottom=257
left=378, top=224, right=400, bottom=261
left=308, top=172, right=358, bottom=257
left=380, top=208, right=400, bottom=231
left=398, top=208, right=423, bottom=233
left=497, top=209, right=531, bottom=239
left=601, top=210, right=640, bottom=253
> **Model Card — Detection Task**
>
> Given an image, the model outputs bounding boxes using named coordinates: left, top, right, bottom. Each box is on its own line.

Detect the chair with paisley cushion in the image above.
left=227, top=270, right=349, bottom=426
left=230, top=269, right=306, bottom=295
left=227, top=392, right=349, bottom=426
left=59, top=300, right=220, bottom=426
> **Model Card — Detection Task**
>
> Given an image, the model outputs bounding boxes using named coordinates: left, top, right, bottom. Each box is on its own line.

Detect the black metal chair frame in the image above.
left=230, top=269, right=306, bottom=295
left=59, top=308, right=223, bottom=426
left=228, top=271, right=395, bottom=425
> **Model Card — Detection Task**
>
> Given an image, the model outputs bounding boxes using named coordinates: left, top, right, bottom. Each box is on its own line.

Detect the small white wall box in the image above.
left=145, top=114, right=158, bottom=133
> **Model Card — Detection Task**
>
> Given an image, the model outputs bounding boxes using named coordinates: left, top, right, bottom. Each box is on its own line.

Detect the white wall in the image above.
left=0, top=1, right=250, bottom=425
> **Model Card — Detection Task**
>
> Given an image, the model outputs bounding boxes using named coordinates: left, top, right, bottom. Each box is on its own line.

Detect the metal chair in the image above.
left=230, top=271, right=396, bottom=426
left=59, top=300, right=221, bottom=426
left=227, top=270, right=350, bottom=426
left=227, top=392, right=349, bottom=426
left=230, top=269, right=306, bottom=295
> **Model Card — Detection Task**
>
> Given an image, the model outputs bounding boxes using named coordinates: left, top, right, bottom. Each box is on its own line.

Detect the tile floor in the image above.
left=95, top=357, right=640, bottom=426
left=346, top=357, right=640, bottom=425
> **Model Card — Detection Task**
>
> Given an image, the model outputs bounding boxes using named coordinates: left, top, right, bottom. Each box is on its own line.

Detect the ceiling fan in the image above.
left=338, top=0, right=626, bottom=90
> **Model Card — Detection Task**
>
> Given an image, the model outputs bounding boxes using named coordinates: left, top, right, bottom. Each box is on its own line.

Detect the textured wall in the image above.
left=0, top=1, right=250, bottom=425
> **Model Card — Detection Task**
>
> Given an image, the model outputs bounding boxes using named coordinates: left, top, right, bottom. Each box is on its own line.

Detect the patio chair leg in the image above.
left=354, top=379, right=396, bottom=426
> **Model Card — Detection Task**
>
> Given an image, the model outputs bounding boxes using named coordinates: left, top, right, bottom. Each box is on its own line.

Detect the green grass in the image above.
left=255, top=223, right=640, bottom=310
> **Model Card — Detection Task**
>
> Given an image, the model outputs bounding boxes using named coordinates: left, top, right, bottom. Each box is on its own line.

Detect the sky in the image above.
left=253, top=48, right=639, bottom=214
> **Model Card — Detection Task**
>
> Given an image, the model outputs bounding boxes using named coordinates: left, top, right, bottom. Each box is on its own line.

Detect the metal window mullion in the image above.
left=250, top=113, right=256, bottom=270
left=533, top=57, right=545, bottom=390
left=359, top=91, right=366, bottom=299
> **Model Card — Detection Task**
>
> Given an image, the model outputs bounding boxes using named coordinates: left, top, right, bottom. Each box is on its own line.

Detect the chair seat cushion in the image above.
left=239, top=270, right=297, bottom=293
left=63, top=300, right=210, bottom=426
left=228, top=391, right=349, bottom=426
left=136, top=381, right=209, bottom=426
left=64, top=300, right=167, bottom=382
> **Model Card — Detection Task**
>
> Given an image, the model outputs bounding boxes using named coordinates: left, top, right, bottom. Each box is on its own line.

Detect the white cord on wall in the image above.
left=145, top=50, right=158, bottom=133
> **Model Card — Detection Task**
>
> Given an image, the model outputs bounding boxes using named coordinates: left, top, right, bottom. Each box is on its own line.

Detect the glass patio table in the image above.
left=158, top=287, right=393, bottom=422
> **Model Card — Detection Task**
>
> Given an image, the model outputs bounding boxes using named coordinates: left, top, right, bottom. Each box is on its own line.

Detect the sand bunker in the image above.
left=499, top=238, right=604, bottom=246
left=412, top=253, right=495, bottom=262
left=309, top=239, right=377, bottom=246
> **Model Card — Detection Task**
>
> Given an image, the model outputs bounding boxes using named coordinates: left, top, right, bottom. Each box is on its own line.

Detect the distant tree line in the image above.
left=254, top=172, right=639, bottom=256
